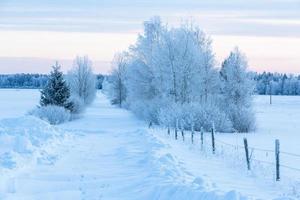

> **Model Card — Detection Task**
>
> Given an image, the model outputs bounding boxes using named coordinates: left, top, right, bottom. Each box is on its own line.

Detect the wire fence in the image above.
left=158, top=125, right=300, bottom=182
left=216, top=136, right=300, bottom=176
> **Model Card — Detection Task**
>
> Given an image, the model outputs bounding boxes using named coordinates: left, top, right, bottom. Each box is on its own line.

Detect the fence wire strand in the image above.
left=281, top=164, right=300, bottom=172
left=281, top=151, right=300, bottom=158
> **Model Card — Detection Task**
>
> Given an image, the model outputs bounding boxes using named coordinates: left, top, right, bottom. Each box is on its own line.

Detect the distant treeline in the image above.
left=0, top=74, right=48, bottom=88
left=253, top=72, right=300, bottom=95
left=1, top=72, right=300, bottom=95
left=0, top=73, right=105, bottom=89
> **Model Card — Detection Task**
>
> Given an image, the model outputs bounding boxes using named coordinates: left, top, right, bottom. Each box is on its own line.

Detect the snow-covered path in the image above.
left=3, top=93, right=207, bottom=199
left=2, top=93, right=295, bottom=199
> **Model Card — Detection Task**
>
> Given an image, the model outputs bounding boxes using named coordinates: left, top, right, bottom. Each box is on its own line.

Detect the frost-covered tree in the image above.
left=109, top=52, right=128, bottom=107
left=106, top=17, right=257, bottom=132
left=126, top=18, right=219, bottom=104
left=220, top=48, right=255, bottom=132
left=126, top=17, right=162, bottom=102
left=40, top=62, right=72, bottom=111
left=123, top=17, right=228, bottom=130
left=67, top=56, right=96, bottom=105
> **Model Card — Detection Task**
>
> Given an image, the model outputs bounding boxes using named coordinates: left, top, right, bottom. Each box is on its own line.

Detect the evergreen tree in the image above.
left=40, top=62, right=72, bottom=111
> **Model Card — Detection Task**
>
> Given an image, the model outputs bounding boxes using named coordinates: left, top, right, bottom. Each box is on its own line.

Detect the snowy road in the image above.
left=2, top=93, right=296, bottom=199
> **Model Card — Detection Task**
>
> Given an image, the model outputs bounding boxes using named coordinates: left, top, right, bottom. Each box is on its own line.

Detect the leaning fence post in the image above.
left=275, top=139, right=280, bottom=181
left=175, top=119, right=178, bottom=140
left=243, top=138, right=251, bottom=170
left=200, top=127, right=204, bottom=150
left=211, top=125, right=215, bottom=154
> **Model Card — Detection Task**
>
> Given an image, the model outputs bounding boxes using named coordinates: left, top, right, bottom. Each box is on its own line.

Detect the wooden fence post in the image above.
left=181, top=121, right=185, bottom=142
left=211, top=125, right=215, bottom=154
left=200, top=127, right=204, bottom=150
left=191, top=123, right=194, bottom=144
left=243, top=138, right=251, bottom=170
left=175, top=119, right=178, bottom=140
left=167, top=125, right=170, bottom=135
left=148, top=121, right=152, bottom=128
left=275, top=139, right=280, bottom=181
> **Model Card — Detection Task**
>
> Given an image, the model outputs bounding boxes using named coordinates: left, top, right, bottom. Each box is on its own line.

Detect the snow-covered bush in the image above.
left=68, top=95, right=85, bottom=115
left=192, top=104, right=233, bottom=132
left=29, top=105, right=70, bottom=125
left=227, top=106, right=255, bottom=132
left=129, top=98, right=161, bottom=124
left=158, top=102, right=233, bottom=132
left=158, top=102, right=176, bottom=128
left=67, top=56, right=97, bottom=105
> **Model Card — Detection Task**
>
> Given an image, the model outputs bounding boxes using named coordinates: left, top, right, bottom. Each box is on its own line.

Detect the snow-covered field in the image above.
left=0, top=89, right=300, bottom=199
left=0, top=89, right=40, bottom=119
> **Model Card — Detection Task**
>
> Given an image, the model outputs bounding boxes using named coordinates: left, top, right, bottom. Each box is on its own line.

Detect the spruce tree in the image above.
left=40, top=62, right=73, bottom=111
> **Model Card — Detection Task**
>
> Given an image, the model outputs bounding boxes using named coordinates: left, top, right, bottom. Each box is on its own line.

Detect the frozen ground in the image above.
left=0, top=89, right=299, bottom=199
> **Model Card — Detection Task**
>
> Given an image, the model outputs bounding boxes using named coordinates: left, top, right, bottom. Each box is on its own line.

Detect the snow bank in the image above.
left=132, top=128, right=251, bottom=200
left=0, top=116, right=62, bottom=157
left=0, top=116, right=68, bottom=194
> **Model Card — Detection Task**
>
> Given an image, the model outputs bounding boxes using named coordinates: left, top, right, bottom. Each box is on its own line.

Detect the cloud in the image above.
left=0, top=0, right=300, bottom=37
left=0, top=30, right=137, bottom=59
left=1, top=0, right=300, bottom=73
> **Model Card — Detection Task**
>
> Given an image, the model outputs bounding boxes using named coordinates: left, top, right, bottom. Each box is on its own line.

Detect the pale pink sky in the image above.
left=0, top=0, right=300, bottom=74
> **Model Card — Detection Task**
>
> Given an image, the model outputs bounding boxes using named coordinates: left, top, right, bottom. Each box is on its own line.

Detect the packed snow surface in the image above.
left=0, top=89, right=299, bottom=199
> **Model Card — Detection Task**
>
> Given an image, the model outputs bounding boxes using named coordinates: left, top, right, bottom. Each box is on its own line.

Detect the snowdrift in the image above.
left=0, top=116, right=68, bottom=194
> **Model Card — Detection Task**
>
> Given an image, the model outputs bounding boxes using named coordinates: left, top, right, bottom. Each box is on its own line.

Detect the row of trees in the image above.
left=31, top=56, right=97, bottom=124
left=254, top=72, right=300, bottom=95
left=0, top=74, right=48, bottom=88
left=104, top=17, right=255, bottom=132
